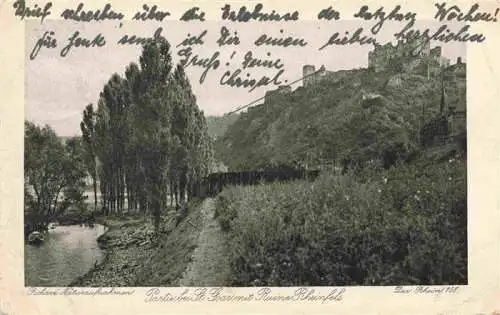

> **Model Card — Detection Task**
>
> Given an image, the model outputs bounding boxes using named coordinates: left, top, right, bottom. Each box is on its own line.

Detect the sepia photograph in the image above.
left=24, top=18, right=467, bottom=288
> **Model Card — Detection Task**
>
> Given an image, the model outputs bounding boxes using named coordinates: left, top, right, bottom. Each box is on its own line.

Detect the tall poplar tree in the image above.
left=80, top=104, right=98, bottom=212
left=81, top=38, right=214, bottom=236
left=132, top=40, right=173, bottom=234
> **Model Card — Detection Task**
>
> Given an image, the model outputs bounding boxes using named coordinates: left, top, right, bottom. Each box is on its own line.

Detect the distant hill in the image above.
left=205, top=114, right=239, bottom=139
left=215, top=63, right=466, bottom=172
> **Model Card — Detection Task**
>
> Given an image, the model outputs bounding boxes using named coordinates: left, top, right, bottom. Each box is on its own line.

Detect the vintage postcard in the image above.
left=1, top=0, right=500, bottom=314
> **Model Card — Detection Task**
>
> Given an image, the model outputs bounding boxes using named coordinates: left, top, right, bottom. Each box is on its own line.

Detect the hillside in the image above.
left=210, top=60, right=468, bottom=286
left=216, top=63, right=466, bottom=171
left=205, top=114, right=239, bottom=140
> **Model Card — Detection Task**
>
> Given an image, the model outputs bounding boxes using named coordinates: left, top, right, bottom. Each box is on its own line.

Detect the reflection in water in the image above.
left=25, top=224, right=107, bottom=286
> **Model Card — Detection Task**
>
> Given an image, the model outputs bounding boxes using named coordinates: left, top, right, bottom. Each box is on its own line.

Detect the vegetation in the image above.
left=81, top=104, right=98, bottom=212
left=215, top=142, right=466, bottom=286
left=24, top=122, right=88, bottom=236
left=212, top=60, right=467, bottom=285
left=205, top=114, right=239, bottom=140
left=77, top=40, right=213, bottom=236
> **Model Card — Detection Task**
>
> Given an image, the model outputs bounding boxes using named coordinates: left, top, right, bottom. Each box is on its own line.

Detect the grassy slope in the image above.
left=134, top=200, right=204, bottom=286
left=213, top=143, right=467, bottom=286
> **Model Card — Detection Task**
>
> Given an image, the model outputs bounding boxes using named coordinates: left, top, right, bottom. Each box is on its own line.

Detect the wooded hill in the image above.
left=205, top=114, right=239, bottom=140
left=215, top=62, right=466, bottom=172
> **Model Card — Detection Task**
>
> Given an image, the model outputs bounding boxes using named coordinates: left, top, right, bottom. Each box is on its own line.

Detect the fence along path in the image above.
left=191, top=169, right=321, bottom=199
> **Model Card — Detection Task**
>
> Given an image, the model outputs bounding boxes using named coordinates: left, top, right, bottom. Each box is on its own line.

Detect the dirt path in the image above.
left=179, top=198, right=230, bottom=286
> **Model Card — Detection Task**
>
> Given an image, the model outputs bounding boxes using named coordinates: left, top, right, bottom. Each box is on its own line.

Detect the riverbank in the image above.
left=70, top=200, right=206, bottom=286
left=70, top=214, right=157, bottom=286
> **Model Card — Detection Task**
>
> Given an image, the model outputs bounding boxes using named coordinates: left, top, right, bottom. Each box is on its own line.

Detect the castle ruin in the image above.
left=368, top=38, right=450, bottom=73
left=265, top=39, right=463, bottom=108
left=302, top=64, right=336, bottom=88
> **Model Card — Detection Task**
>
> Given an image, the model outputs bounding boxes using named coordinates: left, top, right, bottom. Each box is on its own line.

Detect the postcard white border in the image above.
left=1, top=0, right=500, bottom=314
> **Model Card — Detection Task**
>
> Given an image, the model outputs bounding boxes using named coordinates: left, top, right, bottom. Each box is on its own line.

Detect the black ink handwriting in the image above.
left=117, top=27, right=166, bottom=46
left=30, top=30, right=57, bottom=60
left=394, top=23, right=486, bottom=51
left=13, top=0, right=52, bottom=24
left=319, top=28, right=377, bottom=50
left=180, top=7, right=205, bottom=21
left=241, top=51, right=284, bottom=70
left=177, top=48, right=220, bottom=84
left=434, top=3, right=498, bottom=23
left=353, top=5, right=416, bottom=35
left=60, top=31, right=106, bottom=58
left=317, top=6, right=340, bottom=20
left=221, top=4, right=299, bottom=22
left=217, top=26, right=240, bottom=46
left=254, top=30, right=308, bottom=47
left=176, top=30, right=207, bottom=48
left=60, top=3, right=123, bottom=22
left=220, top=69, right=285, bottom=92
left=132, top=4, right=170, bottom=22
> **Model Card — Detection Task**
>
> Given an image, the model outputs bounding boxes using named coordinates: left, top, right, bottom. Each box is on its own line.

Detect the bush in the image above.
left=214, top=192, right=238, bottom=232
left=215, top=157, right=467, bottom=286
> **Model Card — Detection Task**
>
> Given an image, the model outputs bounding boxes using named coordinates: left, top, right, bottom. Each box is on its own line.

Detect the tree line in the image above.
left=80, top=40, right=214, bottom=232
left=24, top=40, right=213, bottom=237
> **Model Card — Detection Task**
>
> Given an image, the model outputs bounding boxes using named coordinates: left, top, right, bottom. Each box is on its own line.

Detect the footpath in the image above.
left=179, top=198, right=230, bottom=286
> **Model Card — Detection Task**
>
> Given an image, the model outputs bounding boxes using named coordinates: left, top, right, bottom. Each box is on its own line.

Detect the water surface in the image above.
left=25, top=224, right=107, bottom=286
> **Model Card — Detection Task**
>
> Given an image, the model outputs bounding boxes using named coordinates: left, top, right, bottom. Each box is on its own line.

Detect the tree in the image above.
left=131, top=40, right=174, bottom=235
left=124, top=62, right=142, bottom=212
left=80, top=104, right=98, bottom=212
left=94, top=98, right=112, bottom=214
left=83, top=38, right=214, bottom=238
left=169, top=65, right=190, bottom=205
left=60, top=136, right=88, bottom=215
left=100, top=74, right=129, bottom=214
left=24, top=121, right=87, bottom=235
left=170, top=65, right=213, bottom=202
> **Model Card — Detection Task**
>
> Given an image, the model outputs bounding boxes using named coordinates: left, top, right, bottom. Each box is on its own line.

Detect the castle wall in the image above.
left=440, top=57, right=450, bottom=67
left=277, top=85, right=291, bottom=94
left=421, top=40, right=431, bottom=56
left=368, top=43, right=399, bottom=72
left=303, top=65, right=316, bottom=87
left=402, top=38, right=430, bottom=56
left=430, top=46, right=442, bottom=58
left=264, top=85, right=292, bottom=103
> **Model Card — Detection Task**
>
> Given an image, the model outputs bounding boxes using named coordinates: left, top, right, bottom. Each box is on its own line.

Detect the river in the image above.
left=24, top=224, right=107, bottom=286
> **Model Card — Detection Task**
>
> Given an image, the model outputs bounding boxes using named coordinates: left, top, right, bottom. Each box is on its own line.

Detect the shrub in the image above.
left=214, top=191, right=238, bottom=232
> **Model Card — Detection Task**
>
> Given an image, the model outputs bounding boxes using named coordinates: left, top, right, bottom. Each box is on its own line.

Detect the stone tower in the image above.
left=303, top=65, right=316, bottom=87
left=421, top=40, right=431, bottom=56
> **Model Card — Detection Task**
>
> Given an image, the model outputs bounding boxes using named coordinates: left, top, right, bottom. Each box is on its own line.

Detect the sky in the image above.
left=25, top=20, right=466, bottom=137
